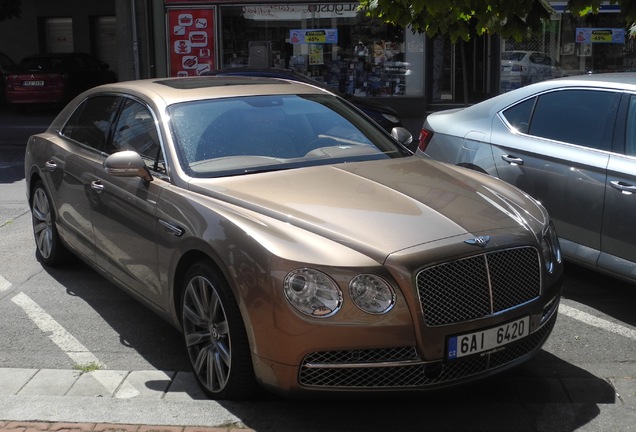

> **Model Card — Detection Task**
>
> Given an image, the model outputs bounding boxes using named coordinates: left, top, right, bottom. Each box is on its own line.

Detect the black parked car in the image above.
left=208, top=68, right=404, bottom=134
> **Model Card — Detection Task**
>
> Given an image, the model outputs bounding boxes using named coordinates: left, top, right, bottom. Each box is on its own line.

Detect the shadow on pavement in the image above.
left=215, top=353, right=608, bottom=432
left=39, top=257, right=614, bottom=432
left=562, top=262, right=636, bottom=328
left=40, top=258, right=191, bottom=373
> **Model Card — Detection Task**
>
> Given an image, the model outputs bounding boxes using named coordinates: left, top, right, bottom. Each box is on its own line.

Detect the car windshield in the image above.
left=168, top=93, right=409, bottom=178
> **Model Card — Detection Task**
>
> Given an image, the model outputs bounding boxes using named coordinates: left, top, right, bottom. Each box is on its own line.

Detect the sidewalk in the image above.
left=1, top=367, right=636, bottom=432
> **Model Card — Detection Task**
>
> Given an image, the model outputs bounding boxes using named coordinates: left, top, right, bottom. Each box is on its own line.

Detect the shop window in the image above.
left=218, top=3, right=423, bottom=97
left=501, top=8, right=630, bottom=93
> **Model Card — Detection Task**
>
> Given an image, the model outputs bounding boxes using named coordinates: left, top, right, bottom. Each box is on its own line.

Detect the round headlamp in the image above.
left=349, top=274, right=395, bottom=314
left=284, top=268, right=342, bottom=317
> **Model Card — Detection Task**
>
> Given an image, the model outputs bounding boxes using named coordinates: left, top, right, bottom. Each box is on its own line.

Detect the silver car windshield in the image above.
left=168, top=94, right=408, bottom=178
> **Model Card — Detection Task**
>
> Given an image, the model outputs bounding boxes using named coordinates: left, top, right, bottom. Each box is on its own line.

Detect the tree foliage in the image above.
left=359, top=0, right=635, bottom=42
left=0, top=0, right=21, bottom=23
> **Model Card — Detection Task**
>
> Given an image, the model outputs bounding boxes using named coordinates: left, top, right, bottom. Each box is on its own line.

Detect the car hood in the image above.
left=189, top=157, right=545, bottom=261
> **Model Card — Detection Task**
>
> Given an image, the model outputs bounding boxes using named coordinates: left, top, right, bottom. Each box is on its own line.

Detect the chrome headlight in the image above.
left=284, top=268, right=342, bottom=317
left=541, top=222, right=562, bottom=273
left=349, top=274, right=395, bottom=314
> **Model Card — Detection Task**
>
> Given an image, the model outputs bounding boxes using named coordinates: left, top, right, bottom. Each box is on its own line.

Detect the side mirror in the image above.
left=103, top=150, right=153, bottom=183
left=391, top=126, right=413, bottom=146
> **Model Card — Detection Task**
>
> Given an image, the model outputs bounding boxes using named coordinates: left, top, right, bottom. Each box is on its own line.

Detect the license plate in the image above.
left=447, top=316, right=529, bottom=359
left=23, top=80, right=44, bottom=86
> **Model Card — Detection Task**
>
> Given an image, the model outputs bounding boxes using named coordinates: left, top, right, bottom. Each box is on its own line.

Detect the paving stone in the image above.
left=0, top=368, right=38, bottom=396
left=16, top=370, right=80, bottom=397
left=65, top=370, right=128, bottom=397
left=114, top=370, right=175, bottom=399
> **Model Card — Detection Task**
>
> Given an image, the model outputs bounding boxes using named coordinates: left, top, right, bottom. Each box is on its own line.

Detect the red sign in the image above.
left=167, top=8, right=215, bottom=76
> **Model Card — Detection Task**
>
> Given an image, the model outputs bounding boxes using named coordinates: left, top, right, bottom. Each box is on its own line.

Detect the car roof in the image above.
left=427, top=73, right=636, bottom=128
left=474, top=73, right=636, bottom=110
left=83, top=76, right=333, bottom=106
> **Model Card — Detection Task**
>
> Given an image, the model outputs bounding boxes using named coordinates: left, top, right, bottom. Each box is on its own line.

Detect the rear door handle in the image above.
left=610, top=180, right=636, bottom=195
left=501, top=154, right=524, bottom=166
left=44, top=160, right=57, bottom=172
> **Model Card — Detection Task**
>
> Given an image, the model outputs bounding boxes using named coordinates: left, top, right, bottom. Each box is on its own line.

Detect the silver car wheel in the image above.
left=182, top=274, right=232, bottom=393
left=32, top=187, right=54, bottom=259
left=181, top=261, right=257, bottom=400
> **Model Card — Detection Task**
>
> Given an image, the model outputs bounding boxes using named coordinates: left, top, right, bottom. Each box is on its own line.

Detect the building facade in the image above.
left=0, top=0, right=632, bottom=127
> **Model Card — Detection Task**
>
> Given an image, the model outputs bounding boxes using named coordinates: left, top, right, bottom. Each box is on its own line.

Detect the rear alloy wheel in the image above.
left=181, top=261, right=257, bottom=400
left=31, top=181, right=69, bottom=266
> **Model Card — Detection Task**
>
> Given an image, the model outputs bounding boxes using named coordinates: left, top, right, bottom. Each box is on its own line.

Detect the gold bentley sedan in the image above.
left=24, top=76, right=562, bottom=400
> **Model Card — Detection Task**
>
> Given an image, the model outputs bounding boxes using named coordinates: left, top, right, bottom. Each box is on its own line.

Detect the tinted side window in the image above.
left=528, top=90, right=618, bottom=150
left=111, top=99, right=165, bottom=172
left=61, top=96, right=120, bottom=151
left=501, top=97, right=536, bottom=134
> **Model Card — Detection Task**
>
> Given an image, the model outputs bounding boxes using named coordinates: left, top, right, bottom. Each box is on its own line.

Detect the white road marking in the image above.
left=12, top=292, right=102, bottom=365
left=0, top=274, right=11, bottom=292
left=10, top=292, right=140, bottom=398
left=559, top=303, right=636, bottom=341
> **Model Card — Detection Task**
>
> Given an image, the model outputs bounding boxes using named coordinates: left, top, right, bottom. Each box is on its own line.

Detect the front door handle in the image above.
left=90, top=180, right=104, bottom=193
left=501, top=154, right=524, bottom=166
left=44, top=160, right=57, bottom=172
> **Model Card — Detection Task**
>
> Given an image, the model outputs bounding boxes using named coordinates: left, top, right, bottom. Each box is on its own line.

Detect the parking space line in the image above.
left=10, top=292, right=144, bottom=398
left=0, top=274, right=11, bottom=292
left=11, top=292, right=103, bottom=366
left=559, top=303, right=636, bottom=341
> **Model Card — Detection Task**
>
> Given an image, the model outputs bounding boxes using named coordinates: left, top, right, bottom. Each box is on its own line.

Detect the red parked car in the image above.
left=6, top=52, right=117, bottom=108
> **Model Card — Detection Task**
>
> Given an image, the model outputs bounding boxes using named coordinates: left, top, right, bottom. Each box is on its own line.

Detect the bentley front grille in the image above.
left=417, top=247, right=542, bottom=327
left=298, top=311, right=557, bottom=389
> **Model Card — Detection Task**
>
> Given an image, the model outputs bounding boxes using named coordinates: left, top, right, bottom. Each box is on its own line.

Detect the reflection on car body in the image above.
left=25, top=76, right=562, bottom=400
left=419, top=73, right=636, bottom=284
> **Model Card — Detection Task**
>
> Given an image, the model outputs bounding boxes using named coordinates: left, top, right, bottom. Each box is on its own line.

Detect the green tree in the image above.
left=0, top=0, right=21, bottom=22
left=359, top=0, right=633, bottom=42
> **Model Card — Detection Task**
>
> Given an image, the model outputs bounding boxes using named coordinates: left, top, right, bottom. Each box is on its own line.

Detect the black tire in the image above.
left=30, top=180, right=69, bottom=266
left=181, top=260, right=258, bottom=400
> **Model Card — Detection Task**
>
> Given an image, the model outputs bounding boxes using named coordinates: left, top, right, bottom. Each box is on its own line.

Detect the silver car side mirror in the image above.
left=103, top=150, right=153, bottom=183
left=391, top=126, right=413, bottom=146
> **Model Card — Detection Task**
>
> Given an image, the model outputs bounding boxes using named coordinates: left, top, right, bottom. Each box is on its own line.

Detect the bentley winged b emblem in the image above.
left=464, top=236, right=490, bottom=247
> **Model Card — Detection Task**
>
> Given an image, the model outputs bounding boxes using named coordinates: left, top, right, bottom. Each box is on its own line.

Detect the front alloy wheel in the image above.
left=181, top=261, right=256, bottom=400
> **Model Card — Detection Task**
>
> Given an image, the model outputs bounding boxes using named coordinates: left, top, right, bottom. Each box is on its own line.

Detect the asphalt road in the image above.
left=1, top=108, right=636, bottom=431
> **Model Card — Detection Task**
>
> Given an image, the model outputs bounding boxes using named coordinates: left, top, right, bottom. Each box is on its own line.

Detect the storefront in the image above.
left=165, top=1, right=425, bottom=96
left=163, top=0, right=427, bottom=128
left=500, top=2, right=631, bottom=92
left=157, top=1, right=635, bottom=123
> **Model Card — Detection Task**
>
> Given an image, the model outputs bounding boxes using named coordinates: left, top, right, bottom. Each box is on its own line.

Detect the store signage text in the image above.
left=576, top=28, right=625, bottom=44
left=290, top=29, right=338, bottom=44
